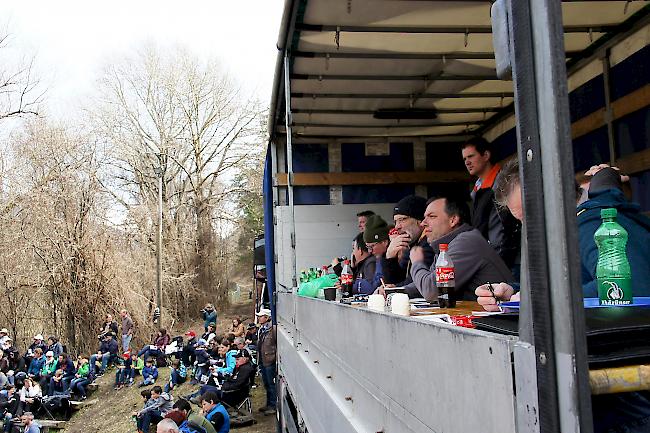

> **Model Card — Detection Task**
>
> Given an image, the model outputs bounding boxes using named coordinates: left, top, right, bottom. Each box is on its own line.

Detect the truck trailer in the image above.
left=263, top=1, right=650, bottom=432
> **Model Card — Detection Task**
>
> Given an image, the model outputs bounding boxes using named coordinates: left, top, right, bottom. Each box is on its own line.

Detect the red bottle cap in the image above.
left=439, top=244, right=448, bottom=251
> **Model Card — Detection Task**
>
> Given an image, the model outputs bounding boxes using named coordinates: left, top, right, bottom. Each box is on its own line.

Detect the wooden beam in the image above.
left=615, top=147, right=650, bottom=175
left=275, top=171, right=468, bottom=186
left=571, top=83, right=650, bottom=140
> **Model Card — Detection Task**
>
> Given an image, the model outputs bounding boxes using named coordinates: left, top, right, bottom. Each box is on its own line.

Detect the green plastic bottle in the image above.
left=594, top=208, right=632, bottom=305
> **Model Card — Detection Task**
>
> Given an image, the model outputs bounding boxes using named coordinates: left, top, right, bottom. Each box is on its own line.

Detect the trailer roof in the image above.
left=269, top=0, right=650, bottom=142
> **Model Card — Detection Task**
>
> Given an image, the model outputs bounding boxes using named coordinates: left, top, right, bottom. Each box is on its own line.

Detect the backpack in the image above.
left=179, top=420, right=208, bottom=433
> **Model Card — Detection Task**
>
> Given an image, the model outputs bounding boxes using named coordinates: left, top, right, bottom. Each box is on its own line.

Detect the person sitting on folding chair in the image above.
left=220, top=350, right=256, bottom=413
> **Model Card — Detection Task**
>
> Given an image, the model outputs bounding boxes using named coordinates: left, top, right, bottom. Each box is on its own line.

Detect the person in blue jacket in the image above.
left=475, top=160, right=650, bottom=433
left=26, top=348, right=45, bottom=381
left=200, top=391, right=230, bottom=433
left=138, top=358, right=158, bottom=387
left=576, top=166, right=650, bottom=297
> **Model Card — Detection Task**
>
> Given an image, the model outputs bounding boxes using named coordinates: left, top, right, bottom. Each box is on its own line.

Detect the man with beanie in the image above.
left=350, top=233, right=377, bottom=295
left=383, top=195, right=435, bottom=291
left=461, top=138, right=521, bottom=270
left=362, top=215, right=390, bottom=294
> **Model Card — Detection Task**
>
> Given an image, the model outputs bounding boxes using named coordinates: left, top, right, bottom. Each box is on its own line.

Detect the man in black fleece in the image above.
left=383, top=195, right=435, bottom=293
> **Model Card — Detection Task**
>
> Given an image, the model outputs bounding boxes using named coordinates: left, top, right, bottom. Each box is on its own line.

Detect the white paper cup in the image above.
left=367, top=294, right=385, bottom=311
left=390, top=293, right=410, bottom=316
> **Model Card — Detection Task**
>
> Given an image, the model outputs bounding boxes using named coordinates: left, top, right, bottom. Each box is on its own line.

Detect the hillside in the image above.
left=62, top=298, right=276, bottom=433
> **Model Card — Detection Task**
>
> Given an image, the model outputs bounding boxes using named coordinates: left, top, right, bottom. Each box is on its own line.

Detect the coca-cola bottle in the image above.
left=435, top=243, right=456, bottom=308
left=340, top=259, right=353, bottom=298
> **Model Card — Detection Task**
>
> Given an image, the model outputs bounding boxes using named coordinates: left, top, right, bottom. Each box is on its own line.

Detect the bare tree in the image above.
left=0, top=30, right=44, bottom=121
left=93, top=45, right=264, bottom=311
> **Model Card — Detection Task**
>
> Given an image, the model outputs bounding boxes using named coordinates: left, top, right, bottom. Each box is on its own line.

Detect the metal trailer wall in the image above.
left=276, top=292, right=517, bottom=433
left=273, top=204, right=394, bottom=290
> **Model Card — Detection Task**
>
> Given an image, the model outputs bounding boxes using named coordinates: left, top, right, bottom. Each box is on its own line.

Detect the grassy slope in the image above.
left=62, top=298, right=277, bottom=433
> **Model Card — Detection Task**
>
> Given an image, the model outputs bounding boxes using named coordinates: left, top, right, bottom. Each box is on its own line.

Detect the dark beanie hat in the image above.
left=589, top=167, right=623, bottom=196
left=393, top=195, right=427, bottom=220
left=363, top=215, right=389, bottom=243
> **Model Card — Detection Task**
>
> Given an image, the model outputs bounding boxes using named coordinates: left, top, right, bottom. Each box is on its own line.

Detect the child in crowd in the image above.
left=191, top=340, right=210, bottom=385
left=132, top=389, right=154, bottom=427
left=164, top=359, right=187, bottom=392
left=114, top=352, right=133, bottom=390
left=139, top=358, right=158, bottom=387
left=69, top=355, right=91, bottom=400
left=131, top=353, right=144, bottom=385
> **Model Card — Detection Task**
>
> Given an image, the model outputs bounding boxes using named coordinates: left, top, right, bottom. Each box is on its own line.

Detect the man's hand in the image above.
left=409, top=246, right=425, bottom=264
left=475, top=283, right=515, bottom=312
left=585, top=164, right=630, bottom=183
left=386, top=233, right=411, bottom=259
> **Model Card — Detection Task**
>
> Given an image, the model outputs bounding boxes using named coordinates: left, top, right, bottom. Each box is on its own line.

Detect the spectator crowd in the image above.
left=0, top=303, right=277, bottom=433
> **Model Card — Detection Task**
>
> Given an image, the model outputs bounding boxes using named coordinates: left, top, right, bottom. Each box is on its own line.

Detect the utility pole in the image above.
left=154, top=161, right=163, bottom=328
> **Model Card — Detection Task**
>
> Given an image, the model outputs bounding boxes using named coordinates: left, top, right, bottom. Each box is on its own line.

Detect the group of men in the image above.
left=351, top=140, right=650, bottom=433
left=348, top=138, right=519, bottom=302
left=347, top=138, right=650, bottom=308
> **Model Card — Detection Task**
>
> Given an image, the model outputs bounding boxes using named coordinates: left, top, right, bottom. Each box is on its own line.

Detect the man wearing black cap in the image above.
left=383, top=195, right=435, bottom=291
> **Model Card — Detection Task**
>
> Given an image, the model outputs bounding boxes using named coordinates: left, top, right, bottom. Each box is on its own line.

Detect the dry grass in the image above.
left=62, top=297, right=277, bottom=433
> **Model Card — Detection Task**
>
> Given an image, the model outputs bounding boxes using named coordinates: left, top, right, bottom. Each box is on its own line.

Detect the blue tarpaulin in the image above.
left=263, top=148, right=277, bottom=324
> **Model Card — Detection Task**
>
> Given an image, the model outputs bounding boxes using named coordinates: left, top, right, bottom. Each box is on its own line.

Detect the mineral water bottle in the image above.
left=435, top=243, right=456, bottom=307
left=594, top=208, right=632, bottom=305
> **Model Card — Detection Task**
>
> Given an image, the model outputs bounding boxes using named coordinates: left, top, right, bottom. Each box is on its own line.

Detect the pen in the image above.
left=486, top=282, right=501, bottom=307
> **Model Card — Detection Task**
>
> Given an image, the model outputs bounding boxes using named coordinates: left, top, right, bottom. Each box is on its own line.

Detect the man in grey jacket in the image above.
left=409, top=195, right=513, bottom=302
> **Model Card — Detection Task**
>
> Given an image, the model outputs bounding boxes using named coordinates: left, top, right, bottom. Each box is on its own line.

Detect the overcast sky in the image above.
left=1, top=0, right=284, bottom=119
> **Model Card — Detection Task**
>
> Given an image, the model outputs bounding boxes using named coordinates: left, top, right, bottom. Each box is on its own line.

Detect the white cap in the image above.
left=0, top=328, right=8, bottom=334
left=34, top=334, right=43, bottom=340
left=45, top=351, right=54, bottom=357
left=255, top=308, right=272, bottom=317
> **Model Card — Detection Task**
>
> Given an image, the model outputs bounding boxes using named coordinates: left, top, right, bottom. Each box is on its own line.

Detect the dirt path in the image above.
left=62, top=298, right=277, bottom=433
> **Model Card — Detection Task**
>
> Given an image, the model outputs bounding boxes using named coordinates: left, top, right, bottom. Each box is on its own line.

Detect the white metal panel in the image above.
left=277, top=292, right=518, bottom=433
left=276, top=204, right=395, bottom=283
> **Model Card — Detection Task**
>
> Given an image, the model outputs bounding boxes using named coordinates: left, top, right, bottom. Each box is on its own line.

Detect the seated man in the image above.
left=24, top=337, right=46, bottom=372
left=89, top=333, right=118, bottom=376
left=200, top=391, right=230, bottom=433
left=26, top=348, right=45, bottom=381
left=410, top=194, right=513, bottom=301
left=361, top=215, right=391, bottom=294
left=383, top=195, right=435, bottom=291
left=350, top=233, right=376, bottom=295
left=220, top=350, right=256, bottom=408
left=170, top=398, right=217, bottom=433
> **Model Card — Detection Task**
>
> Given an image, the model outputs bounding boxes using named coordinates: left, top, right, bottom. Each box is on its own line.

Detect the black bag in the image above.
left=473, top=307, right=650, bottom=367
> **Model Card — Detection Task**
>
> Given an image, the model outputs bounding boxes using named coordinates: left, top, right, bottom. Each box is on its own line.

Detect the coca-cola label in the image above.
left=436, top=267, right=455, bottom=283
left=341, top=274, right=353, bottom=285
